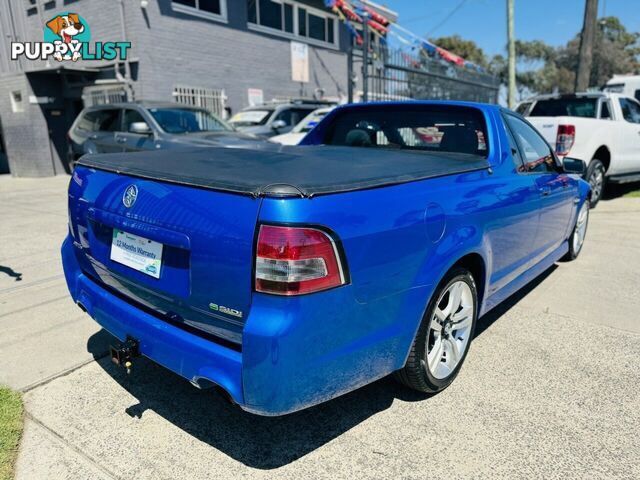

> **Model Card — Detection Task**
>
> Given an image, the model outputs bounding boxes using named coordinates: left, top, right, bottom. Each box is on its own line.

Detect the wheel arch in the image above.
left=592, top=146, right=611, bottom=172
left=448, top=253, right=487, bottom=311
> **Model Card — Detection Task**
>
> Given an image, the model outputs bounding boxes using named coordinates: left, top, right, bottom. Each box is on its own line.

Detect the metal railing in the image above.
left=172, top=85, right=228, bottom=118
left=81, top=85, right=129, bottom=107
left=357, top=44, right=500, bottom=104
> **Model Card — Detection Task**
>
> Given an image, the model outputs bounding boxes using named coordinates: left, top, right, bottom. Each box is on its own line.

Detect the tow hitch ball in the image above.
left=110, top=337, right=140, bottom=375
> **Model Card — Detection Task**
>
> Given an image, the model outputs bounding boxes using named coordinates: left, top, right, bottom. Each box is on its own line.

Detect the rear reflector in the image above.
left=255, top=225, right=346, bottom=295
left=555, top=124, right=575, bottom=156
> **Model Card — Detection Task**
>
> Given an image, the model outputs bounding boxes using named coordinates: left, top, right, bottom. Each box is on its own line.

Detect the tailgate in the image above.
left=527, top=116, right=560, bottom=145
left=68, top=167, right=261, bottom=346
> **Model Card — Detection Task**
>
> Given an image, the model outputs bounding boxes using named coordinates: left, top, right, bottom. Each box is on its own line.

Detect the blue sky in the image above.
left=382, top=0, right=640, bottom=57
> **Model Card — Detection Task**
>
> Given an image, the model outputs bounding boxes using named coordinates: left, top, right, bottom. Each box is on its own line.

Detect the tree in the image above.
left=429, top=35, right=489, bottom=68
left=517, top=16, right=639, bottom=94
left=422, top=16, right=638, bottom=99
left=575, top=0, right=599, bottom=91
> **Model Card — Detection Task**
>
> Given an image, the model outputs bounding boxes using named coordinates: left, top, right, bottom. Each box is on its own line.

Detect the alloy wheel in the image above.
left=589, top=166, right=605, bottom=202
left=426, top=280, right=474, bottom=380
left=573, top=202, right=589, bottom=254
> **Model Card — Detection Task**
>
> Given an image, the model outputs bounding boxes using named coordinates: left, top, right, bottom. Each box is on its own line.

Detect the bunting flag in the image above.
left=436, top=47, right=465, bottom=67
left=325, top=1, right=486, bottom=73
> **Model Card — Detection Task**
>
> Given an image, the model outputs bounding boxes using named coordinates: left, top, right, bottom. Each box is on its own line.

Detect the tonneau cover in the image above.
left=77, top=145, right=490, bottom=198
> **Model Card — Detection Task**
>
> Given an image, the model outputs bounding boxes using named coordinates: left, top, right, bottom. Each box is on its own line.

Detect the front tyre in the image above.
left=396, top=268, right=477, bottom=393
left=562, top=200, right=589, bottom=261
left=585, top=159, right=606, bottom=208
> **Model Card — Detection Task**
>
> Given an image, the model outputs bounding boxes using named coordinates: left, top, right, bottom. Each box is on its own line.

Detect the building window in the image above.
left=10, top=91, right=24, bottom=113
left=248, top=0, right=337, bottom=47
left=172, top=0, right=228, bottom=22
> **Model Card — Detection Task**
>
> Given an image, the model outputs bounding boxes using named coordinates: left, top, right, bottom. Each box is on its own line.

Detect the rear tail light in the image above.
left=555, top=124, right=575, bottom=156
left=255, top=225, right=346, bottom=296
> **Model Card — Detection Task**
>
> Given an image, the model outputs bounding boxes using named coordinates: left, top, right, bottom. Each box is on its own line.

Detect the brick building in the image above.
left=0, top=0, right=383, bottom=176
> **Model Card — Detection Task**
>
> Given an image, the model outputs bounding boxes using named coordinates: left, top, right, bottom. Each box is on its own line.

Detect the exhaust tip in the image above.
left=190, top=377, right=236, bottom=406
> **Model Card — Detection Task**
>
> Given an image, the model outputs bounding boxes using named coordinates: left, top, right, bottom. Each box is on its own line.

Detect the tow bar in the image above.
left=110, top=337, right=140, bottom=374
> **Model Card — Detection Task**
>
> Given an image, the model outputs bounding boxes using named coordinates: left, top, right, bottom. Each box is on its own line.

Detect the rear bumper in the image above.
left=62, top=237, right=244, bottom=407
left=62, top=236, right=427, bottom=416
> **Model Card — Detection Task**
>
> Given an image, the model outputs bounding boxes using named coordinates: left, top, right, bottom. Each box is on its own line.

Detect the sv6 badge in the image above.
left=209, top=303, right=243, bottom=319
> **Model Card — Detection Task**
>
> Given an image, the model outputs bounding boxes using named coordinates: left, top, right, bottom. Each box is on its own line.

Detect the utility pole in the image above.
left=507, top=0, right=516, bottom=109
left=575, top=0, right=599, bottom=92
left=362, top=11, right=370, bottom=103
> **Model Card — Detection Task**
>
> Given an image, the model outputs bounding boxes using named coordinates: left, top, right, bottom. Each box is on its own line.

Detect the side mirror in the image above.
left=562, top=157, right=587, bottom=175
left=271, top=119, right=287, bottom=131
left=129, top=122, right=152, bottom=135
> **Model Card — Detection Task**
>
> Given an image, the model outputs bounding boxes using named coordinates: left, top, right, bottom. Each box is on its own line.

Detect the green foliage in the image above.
left=430, top=35, right=489, bottom=68
left=430, top=16, right=639, bottom=97
left=0, top=387, right=23, bottom=480
left=513, top=16, right=639, bottom=94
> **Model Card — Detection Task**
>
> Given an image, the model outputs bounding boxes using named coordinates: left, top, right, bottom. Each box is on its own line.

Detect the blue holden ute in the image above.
left=62, top=102, right=591, bottom=416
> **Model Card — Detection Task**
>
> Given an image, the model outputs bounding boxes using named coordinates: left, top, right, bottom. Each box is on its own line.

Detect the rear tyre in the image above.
left=562, top=200, right=589, bottom=261
left=396, top=268, right=477, bottom=393
left=585, top=159, right=606, bottom=208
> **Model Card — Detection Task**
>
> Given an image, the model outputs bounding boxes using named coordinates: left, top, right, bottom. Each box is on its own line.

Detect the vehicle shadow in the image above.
left=87, top=265, right=557, bottom=469
left=602, top=181, right=640, bottom=201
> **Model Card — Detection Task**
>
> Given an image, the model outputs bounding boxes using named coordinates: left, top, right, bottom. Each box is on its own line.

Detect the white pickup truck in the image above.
left=517, top=92, right=640, bottom=206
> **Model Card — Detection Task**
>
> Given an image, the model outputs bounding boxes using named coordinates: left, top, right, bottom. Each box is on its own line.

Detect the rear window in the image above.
left=529, top=98, right=598, bottom=118
left=324, top=105, right=488, bottom=157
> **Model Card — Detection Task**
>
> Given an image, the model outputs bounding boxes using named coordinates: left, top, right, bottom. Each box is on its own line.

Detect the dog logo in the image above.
left=10, top=12, right=130, bottom=63
left=45, top=13, right=86, bottom=61
left=122, top=185, right=138, bottom=208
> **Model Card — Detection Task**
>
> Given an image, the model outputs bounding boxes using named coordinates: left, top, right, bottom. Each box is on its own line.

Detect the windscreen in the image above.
left=323, top=105, right=488, bottom=157
left=294, top=110, right=330, bottom=133
left=149, top=108, right=231, bottom=134
left=230, top=110, right=273, bottom=127
left=529, top=98, right=598, bottom=118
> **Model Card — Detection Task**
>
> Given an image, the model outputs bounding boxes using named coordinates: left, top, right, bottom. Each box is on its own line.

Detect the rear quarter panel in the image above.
left=243, top=106, right=509, bottom=413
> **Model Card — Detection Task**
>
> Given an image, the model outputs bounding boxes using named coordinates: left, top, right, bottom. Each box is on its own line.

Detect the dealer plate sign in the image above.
left=110, top=229, right=163, bottom=279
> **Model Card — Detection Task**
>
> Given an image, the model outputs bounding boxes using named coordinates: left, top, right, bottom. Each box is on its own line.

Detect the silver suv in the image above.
left=68, top=102, right=267, bottom=162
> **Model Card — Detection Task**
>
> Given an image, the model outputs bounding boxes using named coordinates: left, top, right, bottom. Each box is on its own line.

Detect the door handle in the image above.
left=540, top=186, right=551, bottom=197
left=116, top=137, right=127, bottom=144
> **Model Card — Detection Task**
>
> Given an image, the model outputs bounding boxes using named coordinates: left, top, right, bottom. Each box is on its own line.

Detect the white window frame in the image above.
left=248, top=1, right=339, bottom=50
left=172, top=0, right=228, bottom=24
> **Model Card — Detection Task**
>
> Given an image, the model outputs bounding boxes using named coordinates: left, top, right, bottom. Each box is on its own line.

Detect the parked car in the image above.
left=67, top=102, right=266, bottom=162
left=229, top=100, right=333, bottom=138
left=603, top=74, right=640, bottom=102
left=517, top=92, right=640, bottom=207
left=270, top=107, right=333, bottom=145
left=63, top=101, right=590, bottom=416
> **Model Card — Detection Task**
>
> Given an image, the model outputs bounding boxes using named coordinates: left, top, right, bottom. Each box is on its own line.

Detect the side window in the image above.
left=290, top=108, right=313, bottom=126
left=599, top=101, right=611, bottom=120
left=96, top=109, right=121, bottom=132
left=504, top=114, right=556, bottom=173
left=122, top=109, right=147, bottom=133
left=515, top=102, right=531, bottom=115
left=502, top=117, right=525, bottom=170
left=619, top=98, right=640, bottom=124
left=274, top=108, right=293, bottom=126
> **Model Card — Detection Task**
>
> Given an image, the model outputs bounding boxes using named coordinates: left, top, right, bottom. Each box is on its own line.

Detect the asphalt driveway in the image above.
left=1, top=174, right=639, bottom=479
